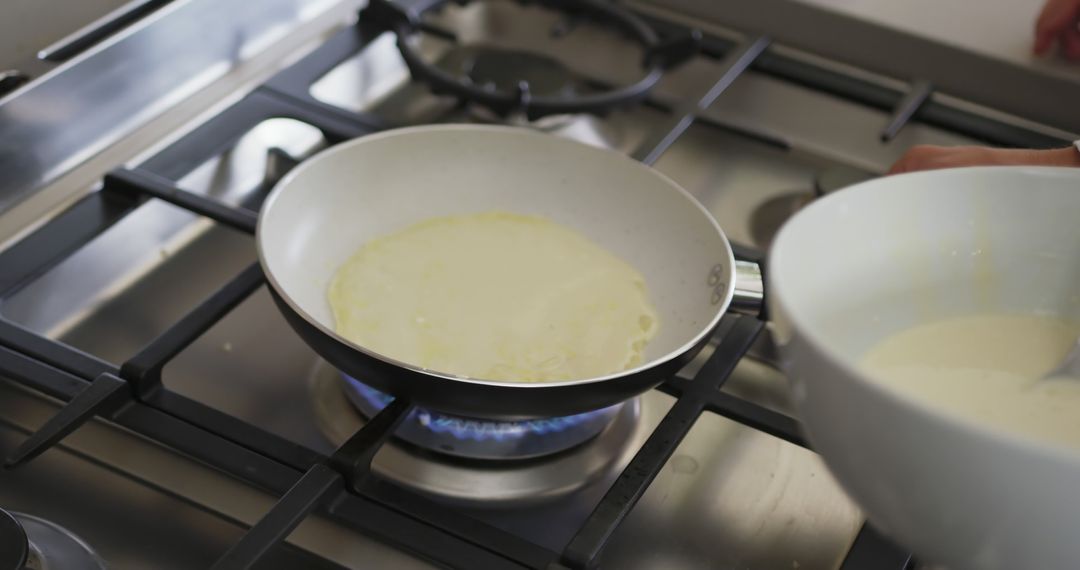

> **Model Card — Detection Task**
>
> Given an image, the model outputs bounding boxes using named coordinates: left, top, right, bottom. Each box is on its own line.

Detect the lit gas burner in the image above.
left=307, top=361, right=646, bottom=506
left=341, top=373, right=623, bottom=460
left=0, top=508, right=105, bottom=570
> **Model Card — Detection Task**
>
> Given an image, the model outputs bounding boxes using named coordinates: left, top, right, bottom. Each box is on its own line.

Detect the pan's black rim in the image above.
left=255, top=125, right=737, bottom=395
left=0, top=509, right=28, bottom=570
left=270, top=284, right=716, bottom=419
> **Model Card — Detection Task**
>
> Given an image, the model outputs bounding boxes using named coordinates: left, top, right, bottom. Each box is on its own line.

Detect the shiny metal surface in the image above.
left=638, top=0, right=1080, bottom=135
left=12, top=219, right=861, bottom=566
left=0, top=0, right=132, bottom=78
left=309, top=2, right=973, bottom=248
left=731, top=259, right=765, bottom=315
left=0, top=0, right=1003, bottom=566
left=1, top=106, right=867, bottom=570
left=0, top=0, right=349, bottom=217
left=0, top=384, right=359, bottom=569
left=312, top=361, right=646, bottom=505
left=11, top=512, right=106, bottom=570
left=603, top=410, right=862, bottom=570
left=2, top=118, right=326, bottom=337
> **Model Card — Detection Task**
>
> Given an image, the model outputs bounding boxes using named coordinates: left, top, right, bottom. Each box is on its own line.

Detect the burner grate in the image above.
left=363, top=0, right=699, bottom=120
left=1, top=1, right=1066, bottom=568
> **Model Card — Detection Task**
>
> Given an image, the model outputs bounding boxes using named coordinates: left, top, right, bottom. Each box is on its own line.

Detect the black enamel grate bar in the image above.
left=707, top=391, right=806, bottom=447
left=211, top=464, right=346, bottom=570
left=0, top=190, right=140, bottom=297
left=557, top=315, right=765, bottom=569
left=0, top=321, right=551, bottom=570
left=842, top=523, right=914, bottom=569
left=364, top=0, right=689, bottom=120
left=37, top=0, right=175, bottom=62
left=3, top=372, right=128, bottom=468
left=658, top=375, right=806, bottom=448
left=633, top=35, right=771, bottom=166
left=352, top=476, right=558, bottom=569
left=0, top=345, right=90, bottom=403
left=263, top=20, right=379, bottom=96
left=0, top=348, right=521, bottom=569
left=213, top=398, right=412, bottom=570
left=260, top=17, right=394, bottom=131
left=880, top=79, right=934, bottom=142
left=119, top=261, right=263, bottom=396
left=12, top=3, right=1066, bottom=567
left=139, top=87, right=380, bottom=182
left=107, top=168, right=258, bottom=233
left=653, top=15, right=1068, bottom=150
left=0, top=318, right=118, bottom=381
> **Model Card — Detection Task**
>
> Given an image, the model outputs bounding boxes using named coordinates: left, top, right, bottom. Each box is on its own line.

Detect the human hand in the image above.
left=1034, top=0, right=1080, bottom=59
left=888, top=145, right=1080, bottom=175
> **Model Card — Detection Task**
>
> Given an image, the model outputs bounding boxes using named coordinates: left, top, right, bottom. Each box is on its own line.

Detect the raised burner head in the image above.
left=0, top=509, right=27, bottom=570
left=365, top=0, right=693, bottom=119
left=0, top=510, right=105, bottom=570
left=438, top=44, right=626, bottom=150
left=456, top=46, right=576, bottom=99
left=341, top=373, right=623, bottom=461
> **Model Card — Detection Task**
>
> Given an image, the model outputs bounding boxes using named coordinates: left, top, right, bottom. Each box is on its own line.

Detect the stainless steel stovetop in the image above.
left=0, top=1, right=1073, bottom=568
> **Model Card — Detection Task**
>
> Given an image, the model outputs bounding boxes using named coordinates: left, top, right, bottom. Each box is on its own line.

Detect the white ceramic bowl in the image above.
left=767, top=167, right=1080, bottom=569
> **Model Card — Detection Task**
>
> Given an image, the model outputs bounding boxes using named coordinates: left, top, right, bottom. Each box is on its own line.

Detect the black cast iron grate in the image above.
left=0, top=1, right=1068, bottom=568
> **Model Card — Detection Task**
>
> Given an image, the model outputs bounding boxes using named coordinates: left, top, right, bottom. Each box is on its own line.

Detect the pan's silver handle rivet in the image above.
left=707, top=263, right=724, bottom=286
left=710, top=284, right=726, bottom=305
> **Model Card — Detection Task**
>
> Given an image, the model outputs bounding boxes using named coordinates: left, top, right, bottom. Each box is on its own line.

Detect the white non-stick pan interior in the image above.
left=258, top=125, right=732, bottom=376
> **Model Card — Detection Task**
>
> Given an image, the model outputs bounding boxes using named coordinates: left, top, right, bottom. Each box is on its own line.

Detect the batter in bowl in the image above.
left=861, top=314, right=1080, bottom=448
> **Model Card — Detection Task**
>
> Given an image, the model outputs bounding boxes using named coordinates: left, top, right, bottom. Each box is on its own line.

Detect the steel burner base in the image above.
left=307, top=361, right=645, bottom=507
left=0, top=510, right=105, bottom=570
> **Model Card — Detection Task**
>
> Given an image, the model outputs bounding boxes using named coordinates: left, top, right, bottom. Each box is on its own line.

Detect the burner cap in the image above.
left=0, top=509, right=27, bottom=570
left=2, top=512, right=106, bottom=570
left=341, top=373, right=624, bottom=460
left=460, top=47, right=576, bottom=99
left=365, top=0, right=700, bottom=119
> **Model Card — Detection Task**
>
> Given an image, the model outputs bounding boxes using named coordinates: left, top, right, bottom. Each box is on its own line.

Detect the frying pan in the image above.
left=257, top=124, right=759, bottom=420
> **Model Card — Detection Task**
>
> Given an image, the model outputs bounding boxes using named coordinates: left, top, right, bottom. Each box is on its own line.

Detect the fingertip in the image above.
left=1062, top=29, right=1080, bottom=59
left=1033, top=34, right=1052, bottom=55
left=1033, top=0, right=1080, bottom=54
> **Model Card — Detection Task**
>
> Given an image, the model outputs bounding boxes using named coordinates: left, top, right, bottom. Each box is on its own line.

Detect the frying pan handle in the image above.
left=730, top=260, right=765, bottom=316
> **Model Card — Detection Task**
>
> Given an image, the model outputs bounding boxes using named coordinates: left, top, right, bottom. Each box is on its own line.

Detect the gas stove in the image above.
left=0, top=0, right=1074, bottom=568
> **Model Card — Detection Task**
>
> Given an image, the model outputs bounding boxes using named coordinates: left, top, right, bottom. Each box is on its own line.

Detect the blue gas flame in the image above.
left=343, top=374, right=616, bottom=442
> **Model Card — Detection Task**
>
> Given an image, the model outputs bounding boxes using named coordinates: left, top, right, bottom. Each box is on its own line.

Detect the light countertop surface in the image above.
left=797, top=0, right=1080, bottom=81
